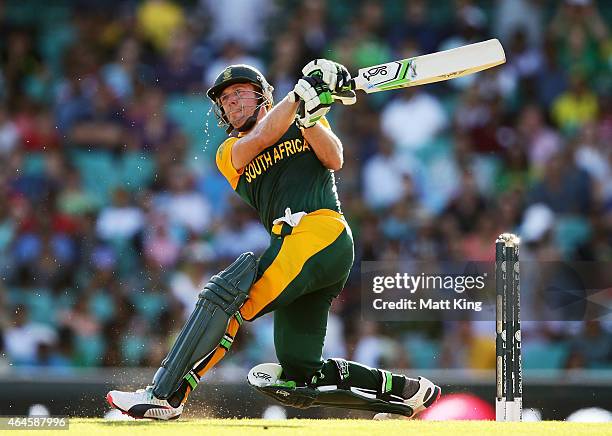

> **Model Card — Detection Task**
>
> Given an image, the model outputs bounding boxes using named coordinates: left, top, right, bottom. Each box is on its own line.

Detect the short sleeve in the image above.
left=216, top=137, right=243, bottom=190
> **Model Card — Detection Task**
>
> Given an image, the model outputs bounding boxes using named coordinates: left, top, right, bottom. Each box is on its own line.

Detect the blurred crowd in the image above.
left=0, top=0, right=611, bottom=376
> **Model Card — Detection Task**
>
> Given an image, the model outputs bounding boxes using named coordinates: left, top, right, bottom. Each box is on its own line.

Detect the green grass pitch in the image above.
left=10, top=419, right=612, bottom=435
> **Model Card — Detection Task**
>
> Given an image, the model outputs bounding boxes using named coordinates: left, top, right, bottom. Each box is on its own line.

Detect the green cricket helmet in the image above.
left=207, top=64, right=274, bottom=133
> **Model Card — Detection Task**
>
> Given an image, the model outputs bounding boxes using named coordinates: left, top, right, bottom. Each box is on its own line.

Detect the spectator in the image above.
left=534, top=36, right=569, bottom=108
left=440, top=321, right=495, bottom=370
left=102, top=37, right=146, bottom=100
left=549, top=0, right=608, bottom=81
left=574, top=122, right=611, bottom=205
left=126, top=88, right=185, bottom=152
left=551, top=73, right=598, bottom=134
left=353, top=321, right=407, bottom=369
left=494, top=0, right=544, bottom=47
left=213, top=201, right=269, bottom=259
left=389, top=0, right=440, bottom=54
left=293, top=0, right=330, bottom=60
left=380, top=88, right=448, bottom=150
left=443, top=172, right=487, bottom=234
left=58, top=297, right=101, bottom=339
left=267, top=33, right=304, bottom=101
left=517, top=104, right=562, bottom=172
left=204, top=40, right=264, bottom=88
left=568, top=321, right=612, bottom=369
left=57, top=168, right=100, bottom=217
left=506, top=28, right=543, bottom=80
left=461, top=210, right=499, bottom=261
left=136, top=0, right=186, bottom=53
left=362, top=136, right=420, bottom=210
left=15, top=107, right=59, bottom=152
left=153, top=164, right=212, bottom=235
left=96, top=188, right=144, bottom=241
left=0, top=105, right=21, bottom=155
left=200, top=0, right=274, bottom=51
left=152, top=29, right=203, bottom=94
left=4, top=305, right=57, bottom=365
left=0, top=329, right=8, bottom=374
left=2, top=28, right=43, bottom=108
left=169, top=242, right=214, bottom=320
left=527, top=150, right=593, bottom=215
left=33, top=326, right=75, bottom=371
left=68, top=82, right=126, bottom=149
left=143, top=217, right=181, bottom=269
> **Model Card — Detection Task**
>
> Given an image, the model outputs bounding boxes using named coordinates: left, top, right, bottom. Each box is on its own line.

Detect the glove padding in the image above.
left=291, top=75, right=333, bottom=128
left=302, top=59, right=356, bottom=105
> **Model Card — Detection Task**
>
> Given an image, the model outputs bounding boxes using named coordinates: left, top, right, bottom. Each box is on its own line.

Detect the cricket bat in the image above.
left=347, top=39, right=505, bottom=94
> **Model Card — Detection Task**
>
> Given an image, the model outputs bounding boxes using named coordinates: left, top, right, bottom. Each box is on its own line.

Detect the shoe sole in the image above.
left=106, top=393, right=181, bottom=421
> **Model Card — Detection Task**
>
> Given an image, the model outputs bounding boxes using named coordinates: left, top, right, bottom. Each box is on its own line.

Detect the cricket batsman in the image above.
left=106, top=60, right=441, bottom=420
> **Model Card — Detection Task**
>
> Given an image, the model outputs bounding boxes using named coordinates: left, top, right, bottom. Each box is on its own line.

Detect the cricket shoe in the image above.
left=106, top=386, right=183, bottom=420
left=373, top=376, right=441, bottom=420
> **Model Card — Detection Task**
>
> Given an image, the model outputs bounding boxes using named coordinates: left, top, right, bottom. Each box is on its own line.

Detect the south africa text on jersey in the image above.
left=244, top=138, right=311, bottom=183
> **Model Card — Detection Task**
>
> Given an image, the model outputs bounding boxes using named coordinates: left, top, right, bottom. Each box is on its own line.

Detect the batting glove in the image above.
left=290, top=75, right=333, bottom=128
left=302, top=59, right=356, bottom=105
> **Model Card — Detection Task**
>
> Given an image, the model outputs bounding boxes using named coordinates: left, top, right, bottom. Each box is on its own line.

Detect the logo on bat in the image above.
left=253, top=372, right=272, bottom=382
left=363, top=65, right=388, bottom=81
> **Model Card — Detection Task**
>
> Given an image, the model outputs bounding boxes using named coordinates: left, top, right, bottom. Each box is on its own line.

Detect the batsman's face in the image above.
left=219, top=83, right=260, bottom=127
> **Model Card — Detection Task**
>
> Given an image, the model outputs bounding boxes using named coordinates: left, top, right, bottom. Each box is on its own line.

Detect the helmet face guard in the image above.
left=211, top=88, right=269, bottom=133
left=207, top=65, right=274, bottom=133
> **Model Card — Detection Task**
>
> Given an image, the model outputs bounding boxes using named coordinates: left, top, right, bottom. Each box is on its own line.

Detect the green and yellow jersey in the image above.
left=216, top=119, right=341, bottom=233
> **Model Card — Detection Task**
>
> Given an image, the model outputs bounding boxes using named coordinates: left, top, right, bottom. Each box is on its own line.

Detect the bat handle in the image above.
left=332, top=90, right=356, bottom=105
left=331, top=78, right=357, bottom=105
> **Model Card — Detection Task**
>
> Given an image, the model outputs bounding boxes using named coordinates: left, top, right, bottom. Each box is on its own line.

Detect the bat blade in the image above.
left=352, top=39, right=505, bottom=93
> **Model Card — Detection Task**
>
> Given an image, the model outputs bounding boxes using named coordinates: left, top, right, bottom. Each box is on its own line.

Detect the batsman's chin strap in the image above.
left=235, top=104, right=262, bottom=133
